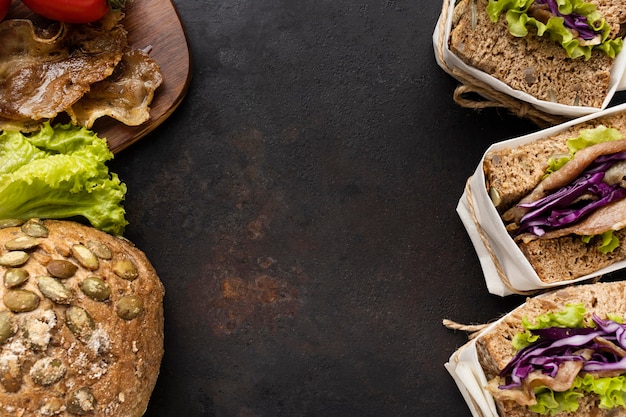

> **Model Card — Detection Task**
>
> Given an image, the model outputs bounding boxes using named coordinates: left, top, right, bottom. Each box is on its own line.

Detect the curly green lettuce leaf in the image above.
left=511, top=303, right=586, bottom=349
left=546, top=125, right=624, bottom=175
left=607, top=313, right=625, bottom=324
left=580, top=373, right=626, bottom=409
left=530, top=373, right=626, bottom=415
left=486, top=0, right=622, bottom=60
left=487, top=0, right=532, bottom=22
left=530, top=388, right=583, bottom=415
left=567, top=125, right=625, bottom=153
left=524, top=303, right=587, bottom=329
left=581, top=230, right=620, bottom=253
left=0, top=122, right=127, bottom=235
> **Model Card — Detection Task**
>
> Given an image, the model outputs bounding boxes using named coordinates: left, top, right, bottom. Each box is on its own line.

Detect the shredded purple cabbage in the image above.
left=499, top=315, right=626, bottom=389
left=515, top=152, right=626, bottom=236
left=533, top=0, right=599, bottom=40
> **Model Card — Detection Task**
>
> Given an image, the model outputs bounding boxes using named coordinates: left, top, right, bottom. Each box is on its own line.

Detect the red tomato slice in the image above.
left=0, top=0, right=10, bottom=21
left=21, top=0, right=110, bottom=24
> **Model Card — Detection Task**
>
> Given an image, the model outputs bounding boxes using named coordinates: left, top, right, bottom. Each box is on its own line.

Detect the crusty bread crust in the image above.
left=477, top=281, right=626, bottom=416
left=0, top=219, right=164, bottom=416
left=449, top=0, right=616, bottom=108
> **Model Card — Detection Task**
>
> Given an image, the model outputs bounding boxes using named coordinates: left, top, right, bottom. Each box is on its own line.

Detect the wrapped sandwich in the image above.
left=446, top=280, right=626, bottom=417
left=458, top=103, right=626, bottom=296
left=0, top=218, right=164, bottom=416
left=434, top=0, right=626, bottom=119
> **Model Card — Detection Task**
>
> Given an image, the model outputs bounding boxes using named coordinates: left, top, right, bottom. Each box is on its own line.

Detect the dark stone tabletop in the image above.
left=109, top=1, right=626, bottom=416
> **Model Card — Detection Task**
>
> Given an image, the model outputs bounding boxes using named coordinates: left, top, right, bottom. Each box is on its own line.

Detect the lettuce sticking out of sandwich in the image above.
left=486, top=0, right=623, bottom=60
left=487, top=304, right=626, bottom=415
left=0, top=122, right=127, bottom=235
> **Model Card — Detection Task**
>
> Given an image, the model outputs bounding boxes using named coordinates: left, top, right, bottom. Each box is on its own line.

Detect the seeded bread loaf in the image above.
left=0, top=218, right=164, bottom=416
left=449, top=0, right=622, bottom=108
left=475, top=280, right=626, bottom=417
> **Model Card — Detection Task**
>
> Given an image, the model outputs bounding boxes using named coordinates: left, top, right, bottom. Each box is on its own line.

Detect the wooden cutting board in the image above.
left=7, top=0, right=192, bottom=154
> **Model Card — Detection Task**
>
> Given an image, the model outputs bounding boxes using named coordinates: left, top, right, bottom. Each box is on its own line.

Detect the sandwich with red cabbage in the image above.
left=473, top=280, right=626, bottom=416
left=484, top=111, right=626, bottom=283
left=449, top=0, right=625, bottom=108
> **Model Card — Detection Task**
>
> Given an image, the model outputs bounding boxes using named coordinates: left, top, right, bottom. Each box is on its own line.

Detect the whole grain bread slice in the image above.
left=476, top=281, right=626, bottom=417
left=449, top=0, right=618, bottom=108
left=518, top=228, right=626, bottom=283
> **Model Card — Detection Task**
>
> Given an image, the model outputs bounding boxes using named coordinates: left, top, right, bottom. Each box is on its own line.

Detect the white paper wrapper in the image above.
left=445, top=297, right=540, bottom=417
left=457, top=103, right=626, bottom=296
left=445, top=334, right=500, bottom=417
left=433, top=0, right=626, bottom=118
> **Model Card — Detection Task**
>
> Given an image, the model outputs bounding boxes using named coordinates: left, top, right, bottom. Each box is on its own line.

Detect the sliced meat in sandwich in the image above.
left=446, top=280, right=626, bottom=417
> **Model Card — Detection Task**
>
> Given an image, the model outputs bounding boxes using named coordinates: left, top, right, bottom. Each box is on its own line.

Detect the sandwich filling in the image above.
left=505, top=126, right=626, bottom=253
left=487, top=304, right=626, bottom=414
left=486, top=0, right=623, bottom=59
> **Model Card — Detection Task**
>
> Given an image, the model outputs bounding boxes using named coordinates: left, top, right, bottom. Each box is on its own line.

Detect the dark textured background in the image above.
left=109, top=1, right=626, bottom=416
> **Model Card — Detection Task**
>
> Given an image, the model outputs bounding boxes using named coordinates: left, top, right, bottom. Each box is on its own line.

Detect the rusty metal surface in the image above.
left=108, top=1, right=626, bottom=416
